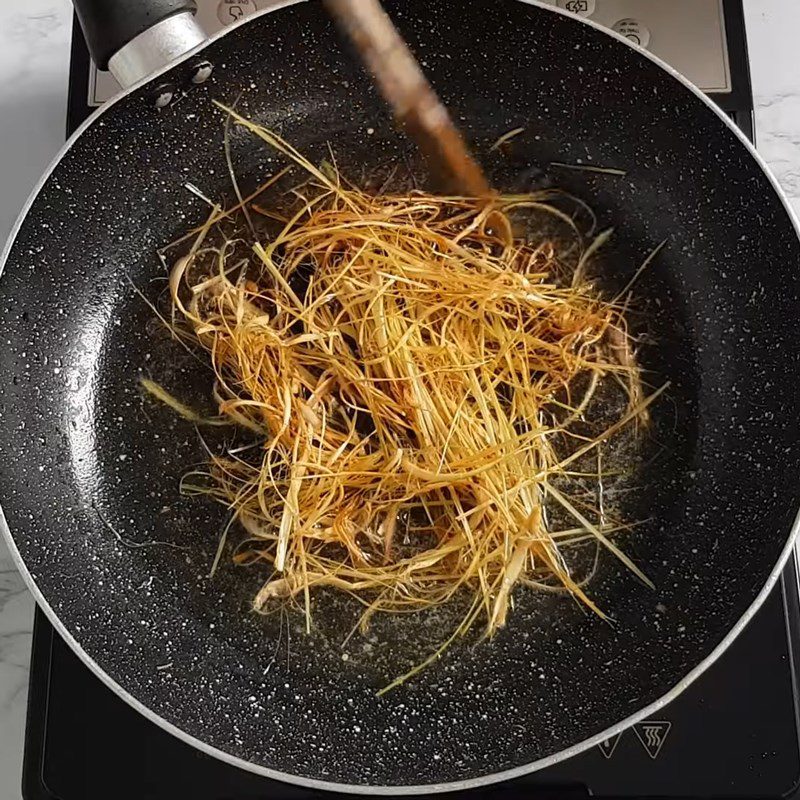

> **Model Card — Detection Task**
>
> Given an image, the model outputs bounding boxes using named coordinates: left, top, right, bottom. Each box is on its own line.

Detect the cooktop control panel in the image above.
left=88, top=0, right=731, bottom=106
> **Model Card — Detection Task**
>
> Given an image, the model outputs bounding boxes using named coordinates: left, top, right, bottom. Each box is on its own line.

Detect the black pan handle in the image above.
left=73, top=0, right=198, bottom=71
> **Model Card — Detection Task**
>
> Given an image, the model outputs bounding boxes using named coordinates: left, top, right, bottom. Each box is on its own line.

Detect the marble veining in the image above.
left=757, top=92, right=800, bottom=202
left=0, top=1, right=799, bottom=797
left=0, top=558, right=34, bottom=794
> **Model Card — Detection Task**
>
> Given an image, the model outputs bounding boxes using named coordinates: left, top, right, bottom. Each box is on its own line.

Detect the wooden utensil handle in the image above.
left=324, top=0, right=492, bottom=197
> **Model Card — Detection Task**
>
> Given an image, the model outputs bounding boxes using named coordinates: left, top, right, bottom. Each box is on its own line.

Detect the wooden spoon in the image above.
left=324, top=0, right=512, bottom=243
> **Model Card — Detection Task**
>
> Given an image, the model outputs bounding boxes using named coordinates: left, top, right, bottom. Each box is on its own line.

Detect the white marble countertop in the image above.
left=1, top=2, right=800, bottom=797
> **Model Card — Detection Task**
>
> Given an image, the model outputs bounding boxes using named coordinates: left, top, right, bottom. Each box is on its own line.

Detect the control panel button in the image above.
left=612, top=18, right=651, bottom=48
left=218, top=0, right=258, bottom=25
left=557, top=0, right=596, bottom=17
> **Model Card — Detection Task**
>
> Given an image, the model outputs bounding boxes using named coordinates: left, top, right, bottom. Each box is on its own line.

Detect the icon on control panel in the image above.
left=612, top=18, right=651, bottom=49
left=566, top=1, right=588, bottom=12
left=556, top=0, right=595, bottom=17
left=218, top=0, right=258, bottom=26
left=633, top=720, right=671, bottom=759
left=597, top=733, right=622, bottom=759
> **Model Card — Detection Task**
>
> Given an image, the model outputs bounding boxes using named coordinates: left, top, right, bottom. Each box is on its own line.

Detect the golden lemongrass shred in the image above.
left=551, top=162, right=627, bottom=176
left=489, top=127, right=525, bottom=151
left=159, top=114, right=664, bottom=691
left=140, top=379, right=229, bottom=427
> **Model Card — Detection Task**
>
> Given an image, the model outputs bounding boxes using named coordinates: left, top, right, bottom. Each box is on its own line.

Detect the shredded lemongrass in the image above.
left=153, top=114, right=663, bottom=688
left=490, top=127, right=525, bottom=151
left=140, top=378, right=229, bottom=427
left=550, top=162, right=627, bottom=176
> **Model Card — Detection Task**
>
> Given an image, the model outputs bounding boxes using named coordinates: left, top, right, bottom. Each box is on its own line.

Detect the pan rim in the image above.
left=2, top=0, right=800, bottom=794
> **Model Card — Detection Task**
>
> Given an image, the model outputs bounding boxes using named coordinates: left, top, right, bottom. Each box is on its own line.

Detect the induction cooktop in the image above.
left=25, top=2, right=800, bottom=798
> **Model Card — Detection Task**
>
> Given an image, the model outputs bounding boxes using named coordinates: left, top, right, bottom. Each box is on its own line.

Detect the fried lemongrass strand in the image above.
left=490, top=127, right=525, bottom=151
left=140, top=378, right=229, bottom=427
left=550, top=162, right=627, bottom=176
left=163, top=116, right=662, bottom=685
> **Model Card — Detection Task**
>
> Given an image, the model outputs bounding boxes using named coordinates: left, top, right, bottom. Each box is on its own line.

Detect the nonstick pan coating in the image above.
left=2, top=0, right=800, bottom=792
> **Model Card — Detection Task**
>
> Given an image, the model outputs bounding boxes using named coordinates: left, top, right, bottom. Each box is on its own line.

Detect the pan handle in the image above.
left=73, top=0, right=207, bottom=88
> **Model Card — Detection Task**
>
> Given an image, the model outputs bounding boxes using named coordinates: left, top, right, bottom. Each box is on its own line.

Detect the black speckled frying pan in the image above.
left=2, top=0, right=800, bottom=793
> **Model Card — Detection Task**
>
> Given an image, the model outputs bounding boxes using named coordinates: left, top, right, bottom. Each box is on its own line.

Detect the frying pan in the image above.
left=2, top=0, right=800, bottom=793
